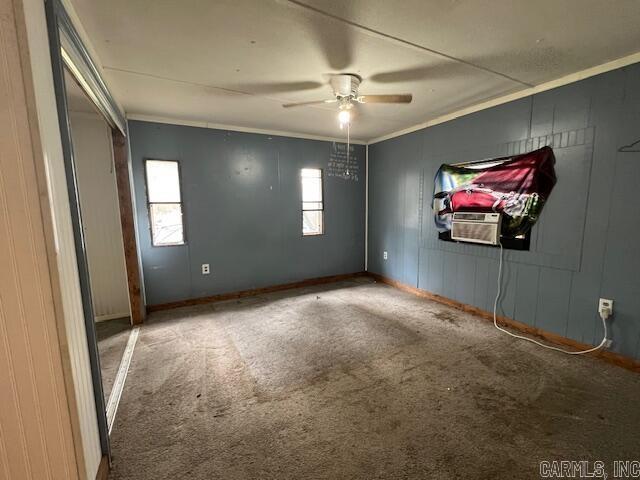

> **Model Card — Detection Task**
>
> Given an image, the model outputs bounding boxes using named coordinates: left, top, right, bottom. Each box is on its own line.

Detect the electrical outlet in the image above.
left=604, top=339, right=613, bottom=349
left=598, top=298, right=613, bottom=318
left=383, top=251, right=388, bottom=260
left=201, top=264, right=210, bottom=275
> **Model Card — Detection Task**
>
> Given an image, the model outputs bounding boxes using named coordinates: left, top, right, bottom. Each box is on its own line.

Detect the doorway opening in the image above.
left=63, top=68, right=140, bottom=436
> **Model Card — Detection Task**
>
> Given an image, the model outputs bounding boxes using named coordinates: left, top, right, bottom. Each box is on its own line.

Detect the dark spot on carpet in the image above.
left=433, top=310, right=460, bottom=326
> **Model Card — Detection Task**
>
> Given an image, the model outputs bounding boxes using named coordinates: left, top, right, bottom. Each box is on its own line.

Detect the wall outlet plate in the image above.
left=202, top=264, right=210, bottom=275
left=599, top=298, right=613, bottom=314
left=383, top=251, right=388, bottom=260
left=604, top=339, right=613, bottom=349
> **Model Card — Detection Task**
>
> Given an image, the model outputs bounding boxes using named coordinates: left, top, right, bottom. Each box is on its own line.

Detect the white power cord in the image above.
left=493, top=242, right=609, bottom=355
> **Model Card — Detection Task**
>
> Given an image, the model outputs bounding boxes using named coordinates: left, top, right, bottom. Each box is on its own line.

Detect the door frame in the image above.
left=44, top=0, right=145, bottom=460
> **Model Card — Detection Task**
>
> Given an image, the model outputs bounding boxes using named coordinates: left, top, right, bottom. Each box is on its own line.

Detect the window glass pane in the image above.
left=301, top=168, right=321, bottom=178
left=301, top=168, right=323, bottom=236
left=303, top=210, right=323, bottom=236
left=302, top=202, right=323, bottom=211
left=150, top=203, right=184, bottom=245
left=146, top=160, right=181, bottom=202
left=302, top=177, right=322, bottom=202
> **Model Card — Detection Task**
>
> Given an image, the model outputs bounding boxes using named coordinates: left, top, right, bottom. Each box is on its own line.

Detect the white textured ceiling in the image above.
left=70, top=0, right=640, bottom=141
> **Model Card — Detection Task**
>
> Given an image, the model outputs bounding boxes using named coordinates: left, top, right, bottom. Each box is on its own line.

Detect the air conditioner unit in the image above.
left=451, top=212, right=502, bottom=245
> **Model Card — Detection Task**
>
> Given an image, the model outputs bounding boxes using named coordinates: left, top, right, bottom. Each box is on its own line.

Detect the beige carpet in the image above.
left=108, top=278, right=640, bottom=479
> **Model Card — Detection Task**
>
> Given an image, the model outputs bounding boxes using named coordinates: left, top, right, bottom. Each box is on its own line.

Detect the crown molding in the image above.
left=368, top=52, right=640, bottom=145
left=126, top=114, right=367, bottom=145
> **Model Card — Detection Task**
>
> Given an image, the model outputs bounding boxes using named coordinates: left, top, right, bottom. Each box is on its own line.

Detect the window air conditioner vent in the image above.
left=451, top=212, right=501, bottom=245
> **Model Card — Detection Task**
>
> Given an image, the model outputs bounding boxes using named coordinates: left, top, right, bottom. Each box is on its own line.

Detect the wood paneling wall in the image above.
left=0, top=0, right=79, bottom=477
left=18, top=0, right=106, bottom=477
left=128, top=121, right=366, bottom=307
left=367, top=63, right=640, bottom=361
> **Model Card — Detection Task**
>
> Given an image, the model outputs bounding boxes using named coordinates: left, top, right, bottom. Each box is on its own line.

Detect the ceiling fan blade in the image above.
left=357, top=94, right=413, bottom=104
left=236, top=81, right=324, bottom=94
left=282, top=99, right=337, bottom=108
left=315, top=22, right=352, bottom=71
left=285, top=0, right=353, bottom=70
left=368, top=53, right=527, bottom=86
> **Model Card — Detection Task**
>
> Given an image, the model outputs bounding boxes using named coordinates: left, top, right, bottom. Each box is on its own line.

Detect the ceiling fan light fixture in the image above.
left=338, top=108, right=351, bottom=126
left=282, top=74, right=413, bottom=128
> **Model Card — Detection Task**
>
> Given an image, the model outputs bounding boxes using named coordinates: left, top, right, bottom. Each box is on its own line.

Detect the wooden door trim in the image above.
left=112, top=129, right=145, bottom=325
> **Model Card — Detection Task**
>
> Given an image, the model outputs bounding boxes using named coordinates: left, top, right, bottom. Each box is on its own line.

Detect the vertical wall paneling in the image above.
left=368, top=63, right=640, bottom=360
left=23, top=0, right=104, bottom=476
left=0, top=0, right=79, bottom=477
left=128, top=122, right=366, bottom=306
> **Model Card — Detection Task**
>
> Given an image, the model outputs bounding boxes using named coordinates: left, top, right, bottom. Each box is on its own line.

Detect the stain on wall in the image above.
left=368, top=63, right=640, bottom=360
left=129, top=121, right=365, bottom=306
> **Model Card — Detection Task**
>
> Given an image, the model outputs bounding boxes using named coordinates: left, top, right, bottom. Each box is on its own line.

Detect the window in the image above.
left=145, top=160, right=185, bottom=246
left=437, top=158, right=531, bottom=251
left=301, top=168, right=323, bottom=236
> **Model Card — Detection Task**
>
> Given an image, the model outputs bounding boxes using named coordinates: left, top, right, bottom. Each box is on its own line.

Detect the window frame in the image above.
left=144, top=159, right=186, bottom=247
left=301, top=168, right=324, bottom=237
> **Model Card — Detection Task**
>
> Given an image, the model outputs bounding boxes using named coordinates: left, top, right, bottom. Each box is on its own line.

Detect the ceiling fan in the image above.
left=282, top=74, right=412, bottom=125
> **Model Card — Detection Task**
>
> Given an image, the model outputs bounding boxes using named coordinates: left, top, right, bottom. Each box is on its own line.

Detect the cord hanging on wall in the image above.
left=345, top=121, right=350, bottom=178
left=618, top=138, right=640, bottom=153
left=339, top=113, right=351, bottom=178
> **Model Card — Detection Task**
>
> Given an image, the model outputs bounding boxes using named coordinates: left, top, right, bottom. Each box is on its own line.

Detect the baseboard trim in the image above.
left=96, top=455, right=109, bottom=480
left=368, top=272, right=640, bottom=373
left=147, top=272, right=368, bottom=312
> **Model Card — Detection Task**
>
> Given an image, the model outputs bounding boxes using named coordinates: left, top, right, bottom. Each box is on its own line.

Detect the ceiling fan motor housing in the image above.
left=281, top=73, right=411, bottom=109
left=331, top=74, right=361, bottom=99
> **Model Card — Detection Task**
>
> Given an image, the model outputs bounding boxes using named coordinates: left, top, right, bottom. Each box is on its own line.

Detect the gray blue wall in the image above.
left=129, top=121, right=365, bottom=306
left=368, top=63, right=640, bottom=360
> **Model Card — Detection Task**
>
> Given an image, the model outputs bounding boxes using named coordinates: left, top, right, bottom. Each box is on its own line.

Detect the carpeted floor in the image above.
left=96, top=317, right=131, bottom=402
left=108, top=278, right=640, bottom=479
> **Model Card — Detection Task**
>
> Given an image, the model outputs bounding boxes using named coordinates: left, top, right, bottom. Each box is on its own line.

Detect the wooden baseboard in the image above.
left=96, top=455, right=109, bottom=480
left=368, top=272, right=640, bottom=373
left=147, top=272, right=367, bottom=312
